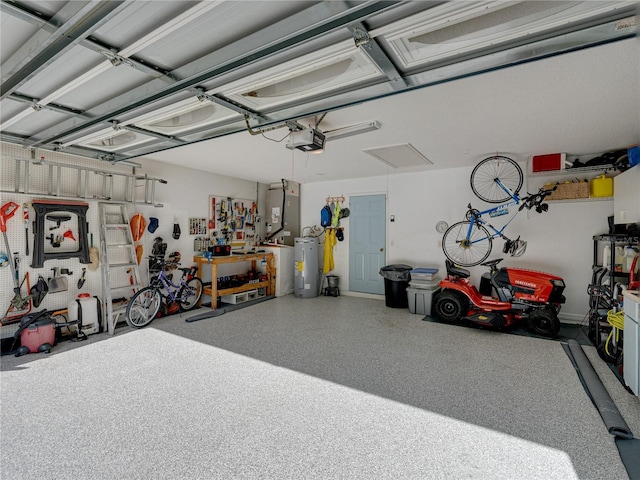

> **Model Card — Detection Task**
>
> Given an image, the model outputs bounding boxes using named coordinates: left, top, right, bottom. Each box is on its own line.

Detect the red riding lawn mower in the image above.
left=432, top=258, right=566, bottom=338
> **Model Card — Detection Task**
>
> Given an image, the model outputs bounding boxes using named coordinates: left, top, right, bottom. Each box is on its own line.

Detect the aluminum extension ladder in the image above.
left=99, top=202, right=143, bottom=335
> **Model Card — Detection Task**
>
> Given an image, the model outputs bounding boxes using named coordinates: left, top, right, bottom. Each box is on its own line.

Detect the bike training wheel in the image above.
left=470, top=155, right=523, bottom=203
left=178, top=277, right=203, bottom=312
left=125, top=287, right=161, bottom=328
left=442, top=221, right=492, bottom=267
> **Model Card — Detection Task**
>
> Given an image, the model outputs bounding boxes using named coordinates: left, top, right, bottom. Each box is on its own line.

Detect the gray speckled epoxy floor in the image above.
left=1, top=295, right=638, bottom=479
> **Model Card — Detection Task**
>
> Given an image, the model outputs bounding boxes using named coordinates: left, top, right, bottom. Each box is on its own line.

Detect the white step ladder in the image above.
left=99, top=202, right=144, bottom=334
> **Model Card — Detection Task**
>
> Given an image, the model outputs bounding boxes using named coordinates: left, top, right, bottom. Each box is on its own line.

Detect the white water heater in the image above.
left=294, top=237, right=319, bottom=298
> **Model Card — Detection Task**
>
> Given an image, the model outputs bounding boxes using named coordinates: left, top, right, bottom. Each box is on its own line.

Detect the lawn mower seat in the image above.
left=445, top=260, right=470, bottom=279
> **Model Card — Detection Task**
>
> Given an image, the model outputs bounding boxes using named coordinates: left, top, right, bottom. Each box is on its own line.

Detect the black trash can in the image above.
left=379, top=264, right=412, bottom=308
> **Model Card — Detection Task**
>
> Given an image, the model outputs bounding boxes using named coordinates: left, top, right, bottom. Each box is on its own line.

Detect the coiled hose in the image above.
left=605, top=309, right=625, bottom=357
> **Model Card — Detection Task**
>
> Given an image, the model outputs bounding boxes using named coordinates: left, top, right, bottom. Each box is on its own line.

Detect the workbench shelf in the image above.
left=205, top=281, right=270, bottom=298
left=193, top=252, right=275, bottom=311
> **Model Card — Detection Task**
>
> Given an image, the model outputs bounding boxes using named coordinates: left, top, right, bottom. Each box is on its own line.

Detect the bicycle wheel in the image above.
left=178, top=277, right=203, bottom=311
left=470, top=156, right=523, bottom=203
left=442, top=221, right=493, bottom=266
left=126, top=287, right=161, bottom=328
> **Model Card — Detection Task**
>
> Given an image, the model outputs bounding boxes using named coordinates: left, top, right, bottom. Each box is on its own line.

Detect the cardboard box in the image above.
left=532, top=153, right=567, bottom=172
left=546, top=181, right=590, bottom=200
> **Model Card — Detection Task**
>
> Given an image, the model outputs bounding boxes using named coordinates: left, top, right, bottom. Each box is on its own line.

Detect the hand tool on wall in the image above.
left=48, top=267, right=68, bottom=293
left=1, top=272, right=32, bottom=323
left=77, top=267, right=87, bottom=289
left=23, top=203, right=29, bottom=256
left=46, top=214, right=71, bottom=230
left=30, top=275, right=49, bottom=307
left=1, top=202, right=21, bottom=297
left=46, top=234, right=63, bottom=247
left=13, top=253, right=20, bottom=283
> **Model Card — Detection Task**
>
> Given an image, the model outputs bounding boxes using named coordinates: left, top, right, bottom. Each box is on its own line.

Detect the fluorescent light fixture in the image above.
left=324, top=120, right=381, bottom=141
left=285, top=120, right=381, bottom=153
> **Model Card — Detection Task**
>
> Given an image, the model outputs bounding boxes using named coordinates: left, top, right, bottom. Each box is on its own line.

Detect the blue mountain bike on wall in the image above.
left=441, top=156, right=556, bottom=267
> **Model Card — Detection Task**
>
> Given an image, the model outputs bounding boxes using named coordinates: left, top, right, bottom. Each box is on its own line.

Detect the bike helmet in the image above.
left=167, top=251, right=181, bottom=264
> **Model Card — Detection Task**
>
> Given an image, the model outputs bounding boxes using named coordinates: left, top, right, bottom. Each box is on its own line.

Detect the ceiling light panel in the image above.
left=219, top=41, right=385, bottom=110
left=376, top=1, right=632, bottom=69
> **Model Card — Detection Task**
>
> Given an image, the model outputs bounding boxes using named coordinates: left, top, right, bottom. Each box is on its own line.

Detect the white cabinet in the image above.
left=260, top=245, right=295, bottom=296
left=614, top=165, right=640, bottom=224
left=623, top=290, right=640, bottom=396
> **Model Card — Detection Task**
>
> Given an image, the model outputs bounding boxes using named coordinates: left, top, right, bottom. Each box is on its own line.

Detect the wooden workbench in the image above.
left=192, top=252, right=275, bottom=310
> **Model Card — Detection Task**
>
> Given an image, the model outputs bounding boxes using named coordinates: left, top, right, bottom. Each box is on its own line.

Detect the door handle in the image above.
left=380, top=248, right=384, bottom=252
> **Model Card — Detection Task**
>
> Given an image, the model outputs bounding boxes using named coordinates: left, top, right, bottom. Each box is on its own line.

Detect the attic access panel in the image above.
left=363, top=143, right=433, bottom=169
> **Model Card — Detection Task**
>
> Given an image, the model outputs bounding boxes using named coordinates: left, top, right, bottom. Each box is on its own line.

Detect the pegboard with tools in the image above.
left=208, top=196, right=258, bottom=249
left=0, top=194, right=103, bottom=326
left=0, top=143, right=163, bottom=329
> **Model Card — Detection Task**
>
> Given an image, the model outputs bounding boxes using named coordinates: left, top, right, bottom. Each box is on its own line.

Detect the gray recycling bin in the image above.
left=379, top=264, right=412, bottom=308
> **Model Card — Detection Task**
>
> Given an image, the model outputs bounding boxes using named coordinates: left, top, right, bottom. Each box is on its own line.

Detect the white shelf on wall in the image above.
left=547, top=196, right=613, bottom=204
left=526, top=157, right=622, bottom=204
left=527, top=164, right=617, bottom=177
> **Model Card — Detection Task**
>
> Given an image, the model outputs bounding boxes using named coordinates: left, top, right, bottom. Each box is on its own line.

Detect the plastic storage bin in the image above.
left=221, top=292, right=248, bottom=304
left=407, top=287, right=439, bottom=315
left=379, top=264, right=412, bottom=308
left=410, top=267, right=439, bottom=281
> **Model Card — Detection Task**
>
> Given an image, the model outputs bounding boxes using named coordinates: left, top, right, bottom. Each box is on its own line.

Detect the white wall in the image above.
left=0, top=147, right=265, bottom=318
left=301, top=165, right=613, bottom=322
left=133, top=158, right=265, bottom=282
left=0, top=143, right=616, bottom=323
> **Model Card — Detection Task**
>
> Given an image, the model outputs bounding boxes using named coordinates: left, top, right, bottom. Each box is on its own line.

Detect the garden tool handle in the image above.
left=0, top=202, right=19, bottom=233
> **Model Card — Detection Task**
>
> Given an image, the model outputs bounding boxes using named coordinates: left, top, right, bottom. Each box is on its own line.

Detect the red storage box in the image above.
left=208, top=244, right=231, bottom=256
left=532, top=153, right=566, bottom=172
left=20, top=319, right=56, bottom=353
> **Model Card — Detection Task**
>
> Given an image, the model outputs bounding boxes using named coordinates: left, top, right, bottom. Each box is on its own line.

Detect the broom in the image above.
left=88, top=233, right=99, bottom=271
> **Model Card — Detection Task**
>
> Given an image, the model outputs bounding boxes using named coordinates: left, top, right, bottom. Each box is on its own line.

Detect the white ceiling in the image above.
left=144, top=37, right=640, bottom=184
left=1, top=1, right=638, bottom=185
